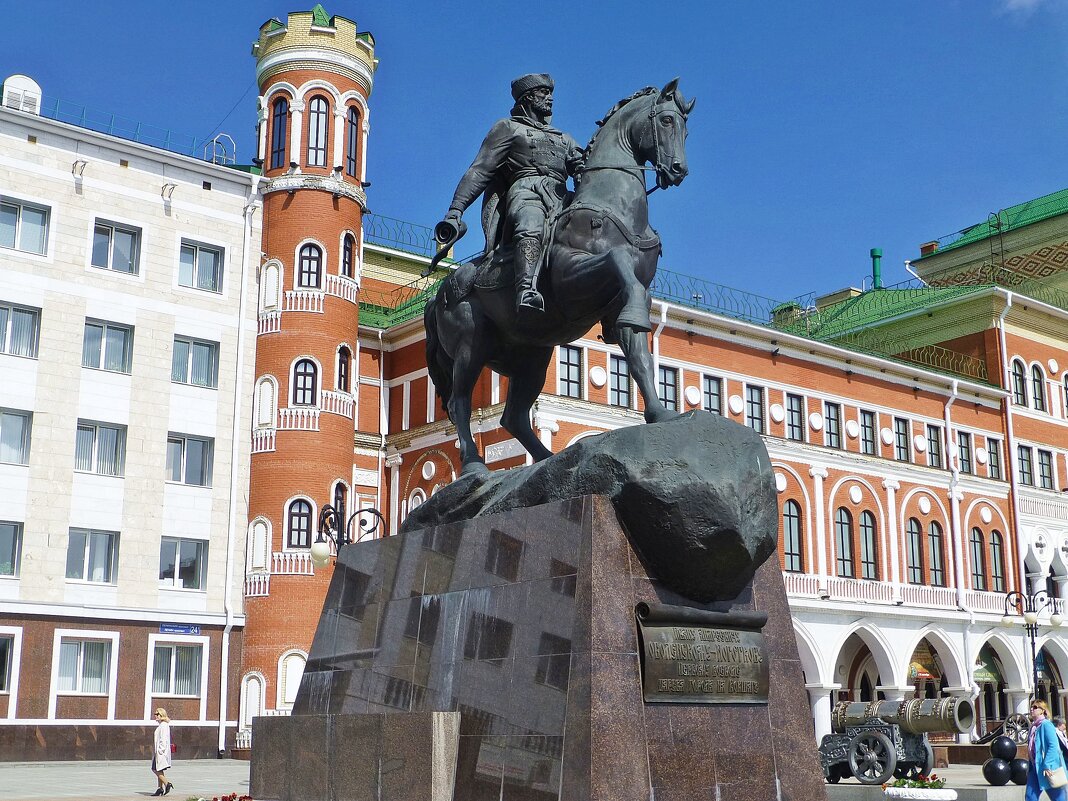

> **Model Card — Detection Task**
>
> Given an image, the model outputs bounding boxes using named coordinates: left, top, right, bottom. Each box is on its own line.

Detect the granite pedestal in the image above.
left=250, top=495, right=827, bottom=801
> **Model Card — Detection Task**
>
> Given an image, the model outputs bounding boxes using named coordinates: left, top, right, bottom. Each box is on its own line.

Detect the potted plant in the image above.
left=882, top=773, right=956, bottom=799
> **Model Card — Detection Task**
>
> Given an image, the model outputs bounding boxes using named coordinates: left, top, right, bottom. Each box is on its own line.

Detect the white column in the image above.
left=332, top=107, right=345, bottom=170
left=807, top=684, right=839, bottom=742
left=533, top=412, right=558, bottom=466
left=882, top=479, right=902, bottom=591
left=876, top=685, right=912, bottom=702
left=810, top=467, right=829, bottom=580
left=288, top=101, right=305, bottom=169
left=1006, top=688, right=1031, bottom=715
left=256, top=99, right=268, bottom=164
left=385, top=453, right=402, bottom=534
left=948, top=486, right=967, bottom=608
left=361, top=117, right=370, bottom=183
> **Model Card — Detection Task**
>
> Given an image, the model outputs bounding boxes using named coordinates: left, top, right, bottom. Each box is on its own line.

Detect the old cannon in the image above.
left=819, top=698, right=974, bottom=785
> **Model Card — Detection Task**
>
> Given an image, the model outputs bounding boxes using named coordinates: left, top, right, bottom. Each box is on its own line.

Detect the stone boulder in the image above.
left=401, top=410, right=777, bottom=602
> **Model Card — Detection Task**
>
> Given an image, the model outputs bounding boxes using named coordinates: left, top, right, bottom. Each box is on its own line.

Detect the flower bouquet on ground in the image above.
left=185, top=794, right=252, bottom=801
left=882, top=773, right=956, bottom=800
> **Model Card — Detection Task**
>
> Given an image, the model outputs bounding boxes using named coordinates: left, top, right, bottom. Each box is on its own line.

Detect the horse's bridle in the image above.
left=578, top=98, right=685, bottom=195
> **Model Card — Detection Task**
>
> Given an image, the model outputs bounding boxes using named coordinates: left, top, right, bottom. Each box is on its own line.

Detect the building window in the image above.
left=287, top=500, right=312, bottom=548
left=988, top=439, right=1002, bottom=480
left=746, top=385, right=765, bottom=433
left=782, top=500, right=803, bottom=572
left=927, top=424, right=943, bottom=468
left=292, top=359, right=318, bottom=406
left=1038, top=450, right=1054, bottom=490
left=270, top=97, right=289, bottom=170
left=464, top=612, right=513, bottom=662
left=835, top=507, right=854, bottom=578
left=333, top=483, right=348, bottom=519
left=859, top=510, right=878, bottom=580
left=279, top=652, right=306, bottom=706
left=702, top=375, right=722, bottom=415
left=1011, top=359, right=1027, bottom=406
left=166, top=434, right=213, bottom=486
left=342, top=234, right=355, bottom=278
left=75, top=421, right=126, bottom=476
left=171, top=337, right=218, bottom=388
left=152, top=643, right=202, bottom=696
left=0, top=409, right=32, bottom=465
left=1018, top=445, right=1034, bottom=486
left=0, top=521, right=22, bottom=577
left=929, top=521, right=945, bottom=587
left=65, top=528, right=118, bottom=583
left=346, top=106, right=360, bottom=177
left=82, top=321, right=133, bottom=373
left=297, top=244, right=322, bottom=289
left=609, top=355, right=631, bottom=408
left=906, top=518, right=924, bottom=584
left=91, top=221, right=140, bottom=274
left=0, top=636, right=11, bottom=692
left=824, top=402, right=842, bottom=448
left=990, top=531, right=1005, bottom=593
left=57, top=639, right=110, bottom=693
left=970, top=528, right=986, bottom=591
left=534, top=633, right=571, bottom=691
left=1064, top=375, right=1068, bottom=417
left=785, top=394, right=804, bottom=441
left=860, top=410, right=876, bottom=455
left=337, top=346, right=351, bottom=392
left=558, top=346, right=582, bottom=399
left=159, top=537, right=207, bottom=590
left=306, top=96, right=329, bottom=167
left=657, top=366, right=678, bottom=411
left=893, top=418, right=910, bottom=462
left=1032, top=365, right=1047, bottom=412
left=0, top=197, right=49, bottom=255
left=0, top=303, right=40, bottom=357
left=957, top=432, right=973, bottom=475
left=179, top=241, right=223, bottom=293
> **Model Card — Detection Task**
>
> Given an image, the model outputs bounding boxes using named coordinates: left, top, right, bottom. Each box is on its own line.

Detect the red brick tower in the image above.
left=239, top=4, right=375, bottom=733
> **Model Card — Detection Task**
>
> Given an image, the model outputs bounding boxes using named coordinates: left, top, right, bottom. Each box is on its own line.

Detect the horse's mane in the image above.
left=583, top=87, right=658, bottom=152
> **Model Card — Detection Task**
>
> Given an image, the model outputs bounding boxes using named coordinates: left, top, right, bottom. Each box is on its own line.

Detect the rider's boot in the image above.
left=514, top=237, right=545, bottom=314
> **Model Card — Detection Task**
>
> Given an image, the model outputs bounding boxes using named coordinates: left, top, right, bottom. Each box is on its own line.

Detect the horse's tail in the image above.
left=424, top=289, right=453, bottom=420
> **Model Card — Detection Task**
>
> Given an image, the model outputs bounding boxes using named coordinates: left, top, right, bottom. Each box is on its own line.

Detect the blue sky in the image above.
left=4, top=1, right=1068, bottom=300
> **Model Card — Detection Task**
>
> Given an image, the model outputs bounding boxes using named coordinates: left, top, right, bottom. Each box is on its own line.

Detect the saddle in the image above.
left=443, top=247, right=516, bottom=309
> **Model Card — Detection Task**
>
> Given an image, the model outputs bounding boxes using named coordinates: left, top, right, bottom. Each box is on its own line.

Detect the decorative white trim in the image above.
left=0, top=625, right=22, bottom=718
left=143, top=633, right=211, bottom=722
left=48, top=628, right=121, bottom=720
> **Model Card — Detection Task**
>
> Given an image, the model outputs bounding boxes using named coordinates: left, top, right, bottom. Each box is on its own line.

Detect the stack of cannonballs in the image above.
left=982, top=735, right=1028, bottom=786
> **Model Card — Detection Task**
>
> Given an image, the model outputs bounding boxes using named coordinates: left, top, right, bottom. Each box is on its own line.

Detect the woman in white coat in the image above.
left=151, top=707, right=173, bottom=796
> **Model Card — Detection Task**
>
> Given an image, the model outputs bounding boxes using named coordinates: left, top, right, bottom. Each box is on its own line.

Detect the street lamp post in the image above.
left=310, top=502, right=385, bottom=568
left=1001, top=589, right=1063, bottom=697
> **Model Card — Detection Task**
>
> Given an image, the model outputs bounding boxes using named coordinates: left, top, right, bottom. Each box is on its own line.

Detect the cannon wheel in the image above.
left=847, top=731, right=897, bottom=785
left=1005, top=713, right=1029, bottom=744
left=894, top=741, right=935, bottom=780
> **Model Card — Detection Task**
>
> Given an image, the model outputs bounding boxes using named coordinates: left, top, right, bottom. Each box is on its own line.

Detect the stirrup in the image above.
left=517, top=289, right=544, bottom=313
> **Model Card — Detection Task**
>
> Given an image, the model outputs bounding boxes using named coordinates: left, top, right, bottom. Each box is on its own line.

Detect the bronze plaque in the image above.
left=637, top=618, right=769, bottom=704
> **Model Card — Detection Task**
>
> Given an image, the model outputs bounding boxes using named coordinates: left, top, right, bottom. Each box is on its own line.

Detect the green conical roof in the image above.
left=310, top=3, right=331, bottom=26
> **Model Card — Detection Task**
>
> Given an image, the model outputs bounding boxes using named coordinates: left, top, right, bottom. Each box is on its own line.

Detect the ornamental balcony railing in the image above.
left=272, top=551, right=315, bottom=575
left=824, top=576, right=898, bottom=604
left=325, top=273, right=359, bottom=304
left=234, top=730, right=252, bottom=750
left=277, top=407, right=319, bottom=431
left=321, top=389, right=354, bottom=419
left=284, top=289, right=324, bottom=313
left=1019, top=489, right=1068, bottom=522
left=244, top=573, right=270, bottom=597
left=963, top=589, right=1012, bottom=614
left=252, top=428, right=276, bottom=453
left=782, top=572, right=822, bottom=597
left=899, top=584, right=957, bottom=609
left=258, top=310, right=281, bottom=334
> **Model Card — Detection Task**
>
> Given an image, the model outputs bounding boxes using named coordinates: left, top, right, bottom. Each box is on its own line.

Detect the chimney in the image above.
left=919, top=241, right=939, bottom=257
left=870, top=247, right=883, bottom=289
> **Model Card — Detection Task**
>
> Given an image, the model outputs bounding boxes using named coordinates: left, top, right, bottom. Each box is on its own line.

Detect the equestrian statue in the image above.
left=425, top=75, right=694, bottom=476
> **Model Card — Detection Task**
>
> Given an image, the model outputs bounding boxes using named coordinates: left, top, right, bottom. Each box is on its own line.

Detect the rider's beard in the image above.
left=528, top=96, right=552, bottom=123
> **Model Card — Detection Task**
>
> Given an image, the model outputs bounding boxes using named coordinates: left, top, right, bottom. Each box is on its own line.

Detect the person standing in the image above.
left=151, top=708, right=173, bottom=796
left=1054, top=717, right=1068, bottom=756
left=1028, top=700, right=1066, bottom=801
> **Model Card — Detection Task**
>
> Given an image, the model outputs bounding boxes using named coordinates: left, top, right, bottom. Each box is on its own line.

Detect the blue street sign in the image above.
left=159, top=623, right=201, bottom=636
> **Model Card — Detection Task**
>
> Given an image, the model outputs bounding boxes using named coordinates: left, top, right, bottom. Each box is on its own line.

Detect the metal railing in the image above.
left=651, top=269, right=811, bottom=327
left=363, top=214, right=436, bottom=257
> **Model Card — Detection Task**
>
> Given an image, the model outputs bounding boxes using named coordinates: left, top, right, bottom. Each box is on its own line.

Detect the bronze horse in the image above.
left=424, top=79, right=693, bottom=476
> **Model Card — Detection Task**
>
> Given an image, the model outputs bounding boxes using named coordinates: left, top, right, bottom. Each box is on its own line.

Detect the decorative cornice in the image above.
left=257, top=47, right=374, bottom=95
left=263, top=172, right=367, bottom=209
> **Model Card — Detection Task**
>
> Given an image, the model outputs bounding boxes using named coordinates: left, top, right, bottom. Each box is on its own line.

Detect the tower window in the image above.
left=346, top=106, right=360, bottom=177
left=297, top=244, right=322, bottom=289
left=337, top=347, right=351, bottom=393
left=292, top=359, right=318, bottom=406
left=306, top=96, right=329, bottom=167
left=270, top=97, right=289, bottom=170
left=342, top=235, right=355, bottom=278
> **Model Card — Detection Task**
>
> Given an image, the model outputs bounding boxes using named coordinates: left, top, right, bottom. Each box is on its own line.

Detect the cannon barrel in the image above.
left=831, top=697, right=973, bottom=735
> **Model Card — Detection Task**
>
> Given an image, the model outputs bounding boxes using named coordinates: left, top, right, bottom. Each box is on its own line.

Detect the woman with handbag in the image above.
left=1028, top=700, right=1067, bottom=801
left=150, top=707, right=174, bottom=796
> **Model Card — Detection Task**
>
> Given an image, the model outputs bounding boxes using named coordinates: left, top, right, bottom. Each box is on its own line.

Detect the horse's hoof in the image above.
left=459, top=462, right=490, bottom=477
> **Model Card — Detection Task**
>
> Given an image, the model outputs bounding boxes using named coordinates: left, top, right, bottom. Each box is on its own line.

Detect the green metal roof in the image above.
left=310, top=3, right=331, bottom=26
left=926, top=186, right=1068, bottom=256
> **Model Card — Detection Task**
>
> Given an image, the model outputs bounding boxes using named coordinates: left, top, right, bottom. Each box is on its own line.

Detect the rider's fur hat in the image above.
left=511, top=73, right=553, bottom=101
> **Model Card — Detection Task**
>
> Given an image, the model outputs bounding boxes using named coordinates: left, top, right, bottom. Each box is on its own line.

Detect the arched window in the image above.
left=287, top=500, right=312, bottom=548
left=835, top=508, right=854, bottom=578
left=255, top=378, right=277, bottom=428
left=345, top=106, right=360, bottom=177
left=337, top=346, right=351, bottom=393
left=929, top=521, right=945, bottom=587
left=297, top=244, right=322, bottom=289
left=292, top=359, right=317, bottom=406
left=342, top=234, right=355, bottom=278
left=333, top=482, right=347, bottom=518
left=270, top=97, right=288, bottom=170
left=1011, top=359, right=1028, bottom=406
left=240, top=673, right=264, bottom=730
left=1032, top=365, right=1047, bottom=412
left=279, top=651, right=306, bottom=707
left=859, top=510, right=878, bottom=580
left=261, top=262, right=280, bottom=310
left=906, top=518, right=924, bottom=584
left=1064, top=374, right=1068, bottom=416
left=990, top=530, right=1005, bottom=592
left=306, top=96, right=329, bottom=167
left=782, top=500, right=803, bottom=573
left=247, top=520, right=269, bottom=572
left=970, top=528, right=987, bottom=591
